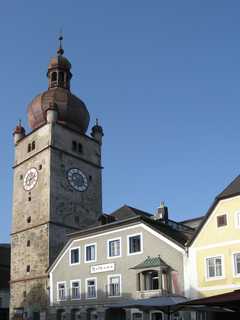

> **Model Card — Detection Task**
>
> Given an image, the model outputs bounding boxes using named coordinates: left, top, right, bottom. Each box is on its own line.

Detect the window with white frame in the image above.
left=233, top=253, right=240, bottom=276
left=108, top=238, right=121, bottom=258
left=57, top=282, right=66, bottom=301
left=150, top=311, right=163, bottom=320
left=128, top=234, right=142, bottom=255
left=70, top=280, right=81, bottom=299
left=236, top=212, right=240, bottom=228
left=85, top=244, right=96, bottom=262
left=206, top=256, right=223, bottom=279
left=108, top=275, right=121, bottom=297
left=86, top=278, right=97, bottom=299
left=69, top=247, right=80, bottom=265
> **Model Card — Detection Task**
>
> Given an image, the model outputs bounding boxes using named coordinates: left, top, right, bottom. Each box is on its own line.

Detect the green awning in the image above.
left=130, top=256, right=171, bottom=270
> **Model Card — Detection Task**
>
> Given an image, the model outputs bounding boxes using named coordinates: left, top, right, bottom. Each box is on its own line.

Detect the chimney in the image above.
left=154, top=201, right=169, bottom=223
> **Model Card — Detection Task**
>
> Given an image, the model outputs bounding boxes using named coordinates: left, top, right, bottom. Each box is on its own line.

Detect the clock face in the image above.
left=67, top=168, right=88, bottom=192
left=23, top=168, right=38, bottom=191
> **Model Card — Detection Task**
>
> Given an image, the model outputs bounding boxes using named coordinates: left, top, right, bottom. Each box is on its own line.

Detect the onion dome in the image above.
left=27, top=36, right=90, bottom=134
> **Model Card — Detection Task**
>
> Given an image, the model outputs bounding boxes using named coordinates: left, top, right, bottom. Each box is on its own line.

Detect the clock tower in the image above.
left=10, top=37, right=103, bottom=319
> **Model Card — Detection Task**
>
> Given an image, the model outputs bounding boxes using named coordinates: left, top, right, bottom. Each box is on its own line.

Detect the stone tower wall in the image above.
left=10, top=122, right=103, bottom=318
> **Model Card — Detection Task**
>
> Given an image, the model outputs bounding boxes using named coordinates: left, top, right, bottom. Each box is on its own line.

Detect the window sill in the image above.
left=205, top=276, right=225, bottom=282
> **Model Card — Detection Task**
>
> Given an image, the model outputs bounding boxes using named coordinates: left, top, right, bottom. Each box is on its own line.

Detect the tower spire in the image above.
left=57, top=30, right=64, bottom=56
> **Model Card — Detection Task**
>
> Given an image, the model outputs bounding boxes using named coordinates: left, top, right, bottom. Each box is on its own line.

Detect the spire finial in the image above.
left=57, top=29, right=64, bottom=55
left=19, top=119, right=22, bottom=127
left=96, top=118, right=99, bottom=126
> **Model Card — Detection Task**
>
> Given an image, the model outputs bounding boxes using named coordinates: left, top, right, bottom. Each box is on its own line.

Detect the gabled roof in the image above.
left=68, top=214, right=188, bottom=246
left=49, top=212, right=187, bottom=273
left=216, top=175, right=240, bottom=200
left=188, top=175, right=240, bottom=246
left=111, top=205, right=193, bottom=241
left=131, top=256, right=171, bottom=270
left=110, top=205, right=152, bottom=220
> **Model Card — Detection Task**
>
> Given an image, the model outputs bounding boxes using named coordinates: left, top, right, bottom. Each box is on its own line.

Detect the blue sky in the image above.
left=1, top=1, right=240, bottom=242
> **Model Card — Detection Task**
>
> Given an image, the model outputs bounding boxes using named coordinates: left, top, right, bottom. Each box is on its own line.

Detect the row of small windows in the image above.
left=69, top=234, right=142, bottom=265
left=205, top=253, right=240, bottom=280
left=51, top=71, right=66, bottom=83
left=72, top=141, right=83, bottom=153
left=27, top=141, right=36, bottom=153
left=57, top=275, right=121, bottom=301
left=26, top=139, right=84, bottom=157
left=26, top=139, right=83, bottom=156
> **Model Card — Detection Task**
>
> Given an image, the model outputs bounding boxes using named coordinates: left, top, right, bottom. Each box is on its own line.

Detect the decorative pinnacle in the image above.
left=160, top=201, right=165, bottom=208
left=96, top=118, right=99, bottom=126
left=57, top=31, right=64, bottom=55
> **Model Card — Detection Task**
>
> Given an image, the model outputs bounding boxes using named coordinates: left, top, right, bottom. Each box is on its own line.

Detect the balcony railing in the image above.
left=136, top=289, right=169, bottom=299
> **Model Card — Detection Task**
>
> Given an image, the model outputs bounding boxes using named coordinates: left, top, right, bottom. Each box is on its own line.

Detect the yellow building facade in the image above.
left=187, top=176, right=240, bottom=298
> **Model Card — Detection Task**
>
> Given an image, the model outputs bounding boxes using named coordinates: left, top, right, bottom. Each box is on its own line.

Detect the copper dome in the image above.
left=48, top=55, right=72, bottom=70
left=27, top=87, right=90, bottom=133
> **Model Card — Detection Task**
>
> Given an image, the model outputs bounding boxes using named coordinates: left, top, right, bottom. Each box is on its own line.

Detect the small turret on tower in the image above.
left=47, top=34, right=72, bottom=90
left=91, top=119, right=104, bottom=144
left=46, top=102, right=58, bottom=123
left=13, top=120, right=25, bottom=144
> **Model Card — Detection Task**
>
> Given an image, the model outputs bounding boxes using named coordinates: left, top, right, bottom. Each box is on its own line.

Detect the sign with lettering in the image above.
left=91, top=263, right=115, bottom=274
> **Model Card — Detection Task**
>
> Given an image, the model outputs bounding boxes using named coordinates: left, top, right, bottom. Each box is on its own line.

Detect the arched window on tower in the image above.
left=51, top=72, right=57, bottom=82
left=58, top=71, right=64, bottom=85
left=32, top=141, right=35, bottom=150
left=27, top=143, right=31, bottom=153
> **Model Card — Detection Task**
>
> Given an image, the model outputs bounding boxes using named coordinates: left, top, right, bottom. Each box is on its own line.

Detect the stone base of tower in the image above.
left=10, top=278, right=49, bottom=320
